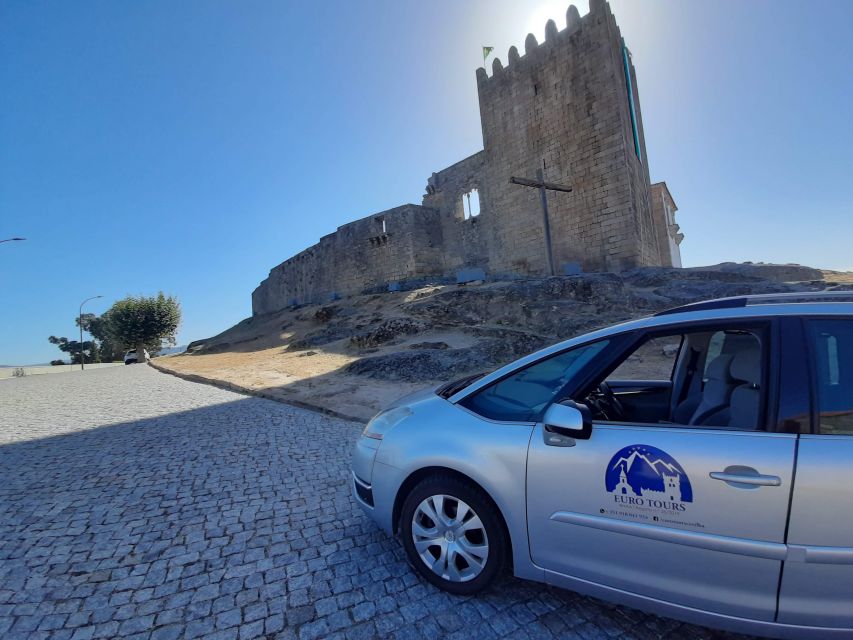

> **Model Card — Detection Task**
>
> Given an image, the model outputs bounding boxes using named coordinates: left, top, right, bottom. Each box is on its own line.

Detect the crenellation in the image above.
left=545, top=19, right=559, bottom=42
left=590, top=0, right=608, bottom=15
left=508, top=45, right=520, bottom=65
left=251, top=0, right=681, bottom=315
left=567, top=5, right=581, bottom=29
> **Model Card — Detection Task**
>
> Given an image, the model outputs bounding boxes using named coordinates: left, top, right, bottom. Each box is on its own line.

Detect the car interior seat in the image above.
left=681, top=354, right=736, bottom=426
left=726, top=347, right=762, bottom=429
left=696, top=345, right=762, bottom=429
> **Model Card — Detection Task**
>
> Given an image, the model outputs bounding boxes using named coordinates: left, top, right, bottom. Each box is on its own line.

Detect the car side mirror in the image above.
left=543, top=400, right=593, bottom=441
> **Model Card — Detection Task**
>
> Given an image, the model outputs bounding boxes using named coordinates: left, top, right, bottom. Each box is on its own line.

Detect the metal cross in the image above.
left=509, top=169, right=572, bottom=276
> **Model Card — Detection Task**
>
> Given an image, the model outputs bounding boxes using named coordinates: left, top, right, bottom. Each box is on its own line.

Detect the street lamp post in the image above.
left=0, top=237, right=26, bottom=244
left=79, top=295, right=103, bottom=371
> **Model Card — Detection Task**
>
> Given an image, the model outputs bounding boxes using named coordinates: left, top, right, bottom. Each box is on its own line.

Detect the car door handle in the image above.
left=710, top=469, right=782, bottom=487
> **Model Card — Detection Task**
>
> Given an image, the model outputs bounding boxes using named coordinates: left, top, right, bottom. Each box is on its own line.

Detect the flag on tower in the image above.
left=482, top=46, right=494, bottom=65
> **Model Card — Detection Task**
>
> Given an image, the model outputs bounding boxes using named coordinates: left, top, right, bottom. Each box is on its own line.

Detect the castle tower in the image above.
left=650, top=182, right=683, bottom=267
left=474, top=0, right=662, bottom=274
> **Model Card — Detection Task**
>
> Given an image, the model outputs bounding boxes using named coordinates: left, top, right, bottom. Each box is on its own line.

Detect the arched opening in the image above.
left=462, top=189, right=480, bottom=220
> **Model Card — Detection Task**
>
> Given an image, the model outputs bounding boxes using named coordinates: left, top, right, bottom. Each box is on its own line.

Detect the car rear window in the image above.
left=809, top=319, right=853, bottom=435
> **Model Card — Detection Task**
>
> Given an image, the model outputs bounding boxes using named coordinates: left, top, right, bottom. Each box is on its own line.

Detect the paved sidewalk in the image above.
left=0, top=366, right=749, bottom=639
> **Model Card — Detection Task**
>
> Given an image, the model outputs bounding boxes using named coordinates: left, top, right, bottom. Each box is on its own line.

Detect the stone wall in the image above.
left=422, top=152, right=489, bottom=273
left=252, top=0, right=673, bottom=315
left=252, top=205, right=445, bottom=313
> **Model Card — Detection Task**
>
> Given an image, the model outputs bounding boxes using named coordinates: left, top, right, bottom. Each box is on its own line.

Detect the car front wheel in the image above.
left=400, top=475, right=506, bottom=595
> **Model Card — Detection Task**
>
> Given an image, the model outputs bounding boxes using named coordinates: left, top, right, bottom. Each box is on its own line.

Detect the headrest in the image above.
left=731, top=347, right=761, bottom=386
left=706, top=354, right=734, bottom=382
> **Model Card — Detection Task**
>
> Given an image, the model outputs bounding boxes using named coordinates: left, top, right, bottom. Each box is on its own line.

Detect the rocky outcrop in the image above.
left=190, top=265, right=833, bottom=386
left=349, top=318, right=429, bottom=349
left=695, top=262, right=823, bottom=283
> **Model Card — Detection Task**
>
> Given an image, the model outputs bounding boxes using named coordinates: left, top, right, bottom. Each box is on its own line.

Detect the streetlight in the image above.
left=79, top=295, right=103, bottom=371
left=0, top=237, right=25, bottom=244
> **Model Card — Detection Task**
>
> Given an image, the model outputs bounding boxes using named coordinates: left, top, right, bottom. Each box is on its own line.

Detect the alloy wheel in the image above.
left=411, top=494, right=490, bottom=582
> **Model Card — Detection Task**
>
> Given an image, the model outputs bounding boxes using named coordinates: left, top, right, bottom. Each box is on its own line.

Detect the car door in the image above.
left=527, top=321, right=797, bottom=621
left=778, top=317, right=853, bottom=628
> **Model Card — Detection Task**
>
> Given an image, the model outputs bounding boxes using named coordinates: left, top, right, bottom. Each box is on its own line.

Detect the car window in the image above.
left=460, top=340, right=610, bottom=422
left=808, top=319, right=853, bottom=435
left=703, top=331, right=725, bottom=380
left=607, top=336, right=680, bottom=381
left=582, top=327, right=765, bottom=430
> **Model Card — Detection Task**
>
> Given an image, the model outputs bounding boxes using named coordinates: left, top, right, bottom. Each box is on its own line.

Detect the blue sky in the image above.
left=2, top=0, right=852, bottom=365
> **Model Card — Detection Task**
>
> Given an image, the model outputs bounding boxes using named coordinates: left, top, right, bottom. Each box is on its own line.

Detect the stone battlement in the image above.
left=477, top=2, right=597, bottom=83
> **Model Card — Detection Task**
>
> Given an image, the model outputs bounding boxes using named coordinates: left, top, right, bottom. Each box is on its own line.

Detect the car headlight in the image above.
left=362, top=406, right=412, bottom=440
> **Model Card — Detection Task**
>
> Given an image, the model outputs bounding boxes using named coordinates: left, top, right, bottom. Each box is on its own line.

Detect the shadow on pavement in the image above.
left=0, top=388, right=755, bottom=640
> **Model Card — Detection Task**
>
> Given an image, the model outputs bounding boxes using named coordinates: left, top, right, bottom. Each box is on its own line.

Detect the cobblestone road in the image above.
left=0, top=366, right=752, bottom=640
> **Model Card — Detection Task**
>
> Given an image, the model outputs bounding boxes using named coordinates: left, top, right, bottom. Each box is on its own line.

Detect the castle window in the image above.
left=462, top=189, right=480, bottom=219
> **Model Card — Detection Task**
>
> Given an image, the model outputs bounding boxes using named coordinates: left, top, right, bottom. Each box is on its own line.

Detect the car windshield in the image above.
left=460, top=340, right=610, bottom=422
left=436, top=372, right=487, bottom=399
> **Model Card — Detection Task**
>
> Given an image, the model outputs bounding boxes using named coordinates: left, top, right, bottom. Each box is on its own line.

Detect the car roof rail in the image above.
left=655, top=290, right=853, bottom=317
left=655, top=297, right=748, bottom=316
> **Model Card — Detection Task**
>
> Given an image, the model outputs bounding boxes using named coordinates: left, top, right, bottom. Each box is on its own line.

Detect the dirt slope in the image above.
left=156, top=265, right=850, bottom=421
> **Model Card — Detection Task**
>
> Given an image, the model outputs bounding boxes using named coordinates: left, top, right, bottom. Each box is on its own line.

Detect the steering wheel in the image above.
left=589, top=381, right=625, bottom=421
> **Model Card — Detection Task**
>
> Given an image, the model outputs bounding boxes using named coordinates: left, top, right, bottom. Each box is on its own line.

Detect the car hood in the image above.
left=384, top=384, right=442, bottom=411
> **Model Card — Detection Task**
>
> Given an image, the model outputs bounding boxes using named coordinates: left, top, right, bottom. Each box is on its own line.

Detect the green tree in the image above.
left=106, top=293, right=181, bottom=359
left=48, top=335, right=96, bottom=364
left=77, top=312, right=122, bottom=362
left=89, top=339, right=102, bottom=364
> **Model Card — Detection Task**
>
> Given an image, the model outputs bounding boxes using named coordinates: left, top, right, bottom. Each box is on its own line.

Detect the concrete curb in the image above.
left=149, top=361, right=366, bottom=424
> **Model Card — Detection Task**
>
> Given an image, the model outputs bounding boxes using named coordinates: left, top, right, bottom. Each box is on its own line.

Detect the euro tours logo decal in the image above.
left=605, top=445, right=693, bottom=512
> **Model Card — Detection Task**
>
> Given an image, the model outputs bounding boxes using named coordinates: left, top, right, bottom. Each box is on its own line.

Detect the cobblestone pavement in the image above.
left=0, top=366, right=754, bottom=640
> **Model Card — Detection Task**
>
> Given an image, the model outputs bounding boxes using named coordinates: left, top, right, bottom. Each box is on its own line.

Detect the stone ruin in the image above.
left=252, top=0, right=683, bottom=315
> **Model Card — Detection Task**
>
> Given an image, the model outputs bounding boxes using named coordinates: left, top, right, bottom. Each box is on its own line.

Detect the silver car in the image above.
left=352, top=292, right=853, bottom=639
